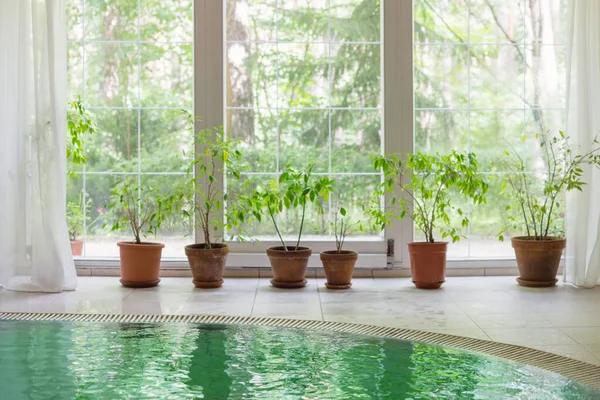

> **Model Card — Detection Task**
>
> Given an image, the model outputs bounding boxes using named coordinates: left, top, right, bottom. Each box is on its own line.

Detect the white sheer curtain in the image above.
left=565, top=0, right=600, bottom=288
left=0, top=0, right=77, bottom=292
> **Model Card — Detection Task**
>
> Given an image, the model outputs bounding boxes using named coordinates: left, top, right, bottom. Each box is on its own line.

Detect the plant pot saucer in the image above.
left=270, top=279, right=307, bottom=289
left=325, top=282, right=352, bottom=290
left=193, top=279, right=224, bottom=289
left=516, top=277, right=558, bottom=288
left=413, top=280, right=444, bottom=290
left=120, top=279, right=160, bottom=288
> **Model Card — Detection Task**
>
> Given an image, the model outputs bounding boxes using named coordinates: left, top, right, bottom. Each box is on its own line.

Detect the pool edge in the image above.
left=2, top=312, right=599, bottom=389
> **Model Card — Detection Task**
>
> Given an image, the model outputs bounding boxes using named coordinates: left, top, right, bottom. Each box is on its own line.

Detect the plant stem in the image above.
left=270, top=209, right=287, bottom=250
left=295, top=200, right=307, bottom=251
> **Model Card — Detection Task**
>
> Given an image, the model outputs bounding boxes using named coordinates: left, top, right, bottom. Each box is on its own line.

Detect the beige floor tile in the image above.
left=456, top=301, right=533, bottom=315
left=541, top=312, right=600, bottom=328
left=470, top=313, right=553, bottom=329
left=483, top=327, right=579, bottom=346
left=251, top=302, right=322, bottom=320
left=444, top=290, right=517, bottom=302
left=583, top=344, right=600, bottom=358
left=561, top=327, right=600, bottom=345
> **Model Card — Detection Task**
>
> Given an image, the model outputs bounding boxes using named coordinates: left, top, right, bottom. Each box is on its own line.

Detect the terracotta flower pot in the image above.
left=266, top=246, right=311, bottom=288
left=512, top=236, right=566, bottom=287
left=185, top=243, right=229, bottom=288
left=408, top=241, right=448, bottom=289
left=71, top=239, right=84, bottom=256
left=117, top=241, right=164, bottom=288
left=320, top=250, right=358, bottom=290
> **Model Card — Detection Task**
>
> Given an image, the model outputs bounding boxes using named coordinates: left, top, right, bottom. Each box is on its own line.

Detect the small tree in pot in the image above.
left=497, top=131, right=600, bottom=287
left=66, top=96, right=96, bottom=255
left=372, top=151, right=488, bottom=289
left=243, top=166, right=333, bottom=288
left=179, top=125, right=246, bottom=288
left=107, top=180, right=172, bottom=288
left=66, top=196, right=88, bottom=256
left=320, top=206, right=362, bottom=290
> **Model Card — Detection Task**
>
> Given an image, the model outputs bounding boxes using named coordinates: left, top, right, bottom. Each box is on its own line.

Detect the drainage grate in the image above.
left=1, top=312, right=599, bottom=389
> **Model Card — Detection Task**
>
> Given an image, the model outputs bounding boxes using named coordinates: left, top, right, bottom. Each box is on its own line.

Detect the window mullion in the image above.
left=383, top=0, right=414, bottom=266
left=194, top=0, right=225, bottom=245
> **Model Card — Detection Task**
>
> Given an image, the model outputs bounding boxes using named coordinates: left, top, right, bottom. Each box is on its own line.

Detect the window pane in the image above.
left=225, top=0, right=383, bottom=241
left=84, top=43, right=139, bottom=108
left=68, top=0, right=193, bottom=259
left=414, top=0, right=565, bottom=260
left=331, top=109, right=381, bottom=173
left=525, top=44, right=565, bottom=110
left=85, top=109, right=139, bottom=173
left=140, top=0, right=193, bottom=42
left=279, top=109, right=329, bottom=172
left=84, top=0, right=139, bottom=41
left=414, top=45, right=469, bottom=109
left=330, top=44, right=380, bottom=108
left=278, top=43, right=329, bottom=108
left=84, top=174, right=131, bottom=258
left=226, top=0, right=277, bottom=41
left=140, top=44, right=193, bottom=107
left=469, top=45, right=525, bottom=109
left=468, top=0, right=525, bottom=44
left=228, top=108, right=278, bottom=172
left=414, top=0, right=468, bottom=44
left=330, top=0, right=380, bottom=42
left=415, top=110, right=469, bottom=154
left=227, top=43, right=278, bottom=108
left=140, top=109, right=193, bottom=173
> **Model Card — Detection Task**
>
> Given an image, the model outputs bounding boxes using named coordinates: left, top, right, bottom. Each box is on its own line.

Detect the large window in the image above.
left=414, top=0, right=566, bottom=259
left=225, top=0, right=383, bottom=243
left=67, top=0, right=193, bottom=257
left=66, top=0, right=568, bottom=264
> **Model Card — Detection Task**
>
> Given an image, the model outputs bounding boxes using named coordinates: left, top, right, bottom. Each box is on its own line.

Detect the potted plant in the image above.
left=66, top=197, right=86, bottom=256
left=320, top=206, right=360, bottom=290
left=66, top=96, right=96, bottom=254
left=497, top=131, right=600, bottom=287
left=244, top=167, right=333, bottom=288
left=180, top=125, right=246, bottom=288
left=106, top=180, right=172, bottom=288
left=372, top=151, right=488, bottom=289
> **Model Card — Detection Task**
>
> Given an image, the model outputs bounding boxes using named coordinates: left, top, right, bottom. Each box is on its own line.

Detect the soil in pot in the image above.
left=408, top=241, right=448, bottom=289
left=185, top=243, right=229, bottom=288
left=266, top=246, right=311, bottom=288
left=512, top=236, right=566, bottom=287
left=71, top=239, right=83, bottom=256
left=320, top=250, right=358, bottom=290
left=117, top=241, right=164, bottom=288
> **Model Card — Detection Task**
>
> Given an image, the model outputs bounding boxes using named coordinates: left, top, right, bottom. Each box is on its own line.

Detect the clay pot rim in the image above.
left=511, top=236, right=565, bottom=243
left=408, top=241, right=448, bottom=246
left=117, top=241, right=165, bottom=248
left=70, top=239, right=84, bottom=243
left=320, top=250, right=358, bottom=259
left=185, top=243, right=230, bottom=251
left=266, top=246, right=312, bottom=258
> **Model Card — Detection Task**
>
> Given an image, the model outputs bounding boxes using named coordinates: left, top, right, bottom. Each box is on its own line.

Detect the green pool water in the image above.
left=0, top=320, right=598, bottom=399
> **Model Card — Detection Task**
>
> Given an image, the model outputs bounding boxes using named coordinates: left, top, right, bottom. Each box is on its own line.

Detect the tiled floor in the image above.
left=2, top=276, right=600, bottom=365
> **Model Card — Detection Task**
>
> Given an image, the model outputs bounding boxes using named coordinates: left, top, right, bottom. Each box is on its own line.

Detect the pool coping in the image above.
left=2, top=312, right=599, bottom=389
